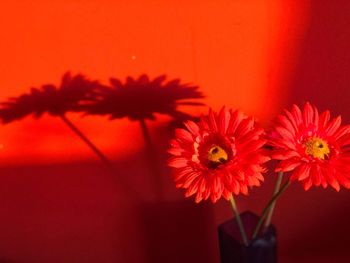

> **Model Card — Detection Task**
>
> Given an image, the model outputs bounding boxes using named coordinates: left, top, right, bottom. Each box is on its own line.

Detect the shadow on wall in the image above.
left=0, top=72, right=205, bottom=199
left=0, top=153, right=218, bottom=263
left=0, top=73, right=213, bottom=263
left=138, top=200, right=217, bottom=263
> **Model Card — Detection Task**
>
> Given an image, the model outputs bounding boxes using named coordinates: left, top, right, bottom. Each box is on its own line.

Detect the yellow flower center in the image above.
left=304, top=137, right=330, bottom=159
left=207, top=145, right=228, bottom=165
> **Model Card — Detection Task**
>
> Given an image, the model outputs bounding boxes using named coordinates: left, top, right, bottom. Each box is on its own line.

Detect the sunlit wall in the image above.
left=0, top=0, right=309, bottom=165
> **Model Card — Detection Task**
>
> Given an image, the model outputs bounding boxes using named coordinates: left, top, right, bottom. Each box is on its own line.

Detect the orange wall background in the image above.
left=0, top=0, right=309, bottom=164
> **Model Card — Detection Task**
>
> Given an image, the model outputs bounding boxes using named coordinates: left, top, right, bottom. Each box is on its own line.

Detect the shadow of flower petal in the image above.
left=0, top=72, right=101, bottom=123
left=81, top=74, right=205, bottom=122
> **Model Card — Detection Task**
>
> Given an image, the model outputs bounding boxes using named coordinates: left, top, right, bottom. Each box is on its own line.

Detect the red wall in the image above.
left=0, top=1, right=350, bottom=262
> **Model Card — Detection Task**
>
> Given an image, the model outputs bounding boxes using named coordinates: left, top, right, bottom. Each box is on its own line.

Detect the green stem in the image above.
left=252, top=179, right=291, bottom=239
left=229, top=195, right=248, bottom=246
left=264, top=172, right=284, bottom=228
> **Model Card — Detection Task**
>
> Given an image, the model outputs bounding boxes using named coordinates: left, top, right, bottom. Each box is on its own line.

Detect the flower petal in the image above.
left=324, top=115, right=341, bottom=136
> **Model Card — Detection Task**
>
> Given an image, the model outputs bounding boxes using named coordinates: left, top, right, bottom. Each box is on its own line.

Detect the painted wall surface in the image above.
left=0, top=1, right=349, bottom=262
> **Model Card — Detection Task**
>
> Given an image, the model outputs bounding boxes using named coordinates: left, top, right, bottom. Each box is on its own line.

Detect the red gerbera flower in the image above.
left=270, top=102, right=350, bottom=191
left=167, top=107, right=269, bottom=203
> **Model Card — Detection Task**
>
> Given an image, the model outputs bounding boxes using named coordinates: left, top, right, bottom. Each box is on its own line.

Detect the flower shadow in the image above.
left=0, top=72, right=136, bottom=197
left=0, top=73, right=205, bottom=200
left=81, top=74, right=205, bottom=200
left=81, top=74, right=205, bottom=121
left=0, top=72, right=100, bottom=123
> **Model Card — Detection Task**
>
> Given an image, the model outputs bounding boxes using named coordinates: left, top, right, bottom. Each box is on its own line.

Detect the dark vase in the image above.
left=218, top=211, right=277, bottom=263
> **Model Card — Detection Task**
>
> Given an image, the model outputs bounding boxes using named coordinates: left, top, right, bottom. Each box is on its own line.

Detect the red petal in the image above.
left=302, top=176, right=313, bottom=191
left=310, top=165, right=321, bottom=186
left=313, top=105, right=319, bottom=128
left=335, top=173, right=350, bottom=189
left=169, top=139, right=180, bottom=148
left=227, top=110, right=244, bottom=134
left=185, top=177, right=200, bottom=196
left=247, top=176, right=260, bottom=186
left=208, top=108, right=218, bottom=132
left=222, top=190, right=231, bottom=201
left=235, top=117, right=254, bottom=138
left=172, top=167, right=193, bottom=182
left=319, top=110, right=330, bottom=129
left=275, top=126, right=295, bottom=141
left=199, top=115, right=210, bottom=130
left=175, top=128, right=193, bottom=142
left=337, top=133, right=350, bottom=146
left=290, top=163, right=310, bottom=181
left=184, top=120, right=200, bottom=136
left=210, top=194, right=219, bottom=203
left=231, top=180, right=240, bottom=195
left=223, top=171, right=233, bottom=184
left=167, top=147, right=184, bottom=156
left=303, top=102, right=314, bottom=126
left=276, top=158, right=301, bottom=172
left=218, top=106, right=230, bottom=134
left=197, top=178, right=206, bottom=193
left=237, top=128, right=263, bottom=144
left=322, top=167, right=340, bottom=191
left=284, top=109, right=299, bottom=132
left=334, top=125, right=350, bottom=140
left=270, top=137, right=297, bottom=150
left=182, top=172, right=200, bottom=188
left=272, top=149, right=300, bottom=160
left=325, top=115, right=341, bottom=136
left=239, top=139, right=267, bottom=156
left=255, top=172, right=265, bottom=181
left=168, top=157, right=188, bottom=168
left=203, top=188, right=211, bottom=200
left=240, top=185, right=248, bottom=195
left=276, top=114, right=296, bottom=135
left=291, top=104, right=303, bottom=126
left=195, top=193, right=203, bottom=203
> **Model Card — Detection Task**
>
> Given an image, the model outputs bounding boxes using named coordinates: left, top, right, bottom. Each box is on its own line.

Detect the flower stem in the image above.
left=139, top=118, right=163, bottom=199
left=60, top=114, right=136, bottom=197
left=229, top=195, right=248, bottom=246
left=252, top=179, right=291, bottom=239
left=60, top=114, right=111, bottom=166
left=264, top=172, right=284, bottom=228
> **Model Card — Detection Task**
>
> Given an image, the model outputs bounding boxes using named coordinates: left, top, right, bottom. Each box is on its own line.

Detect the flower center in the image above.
left=207, top=145, right=228, bottom=166
left=304, top=137, right=330, bottom=159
